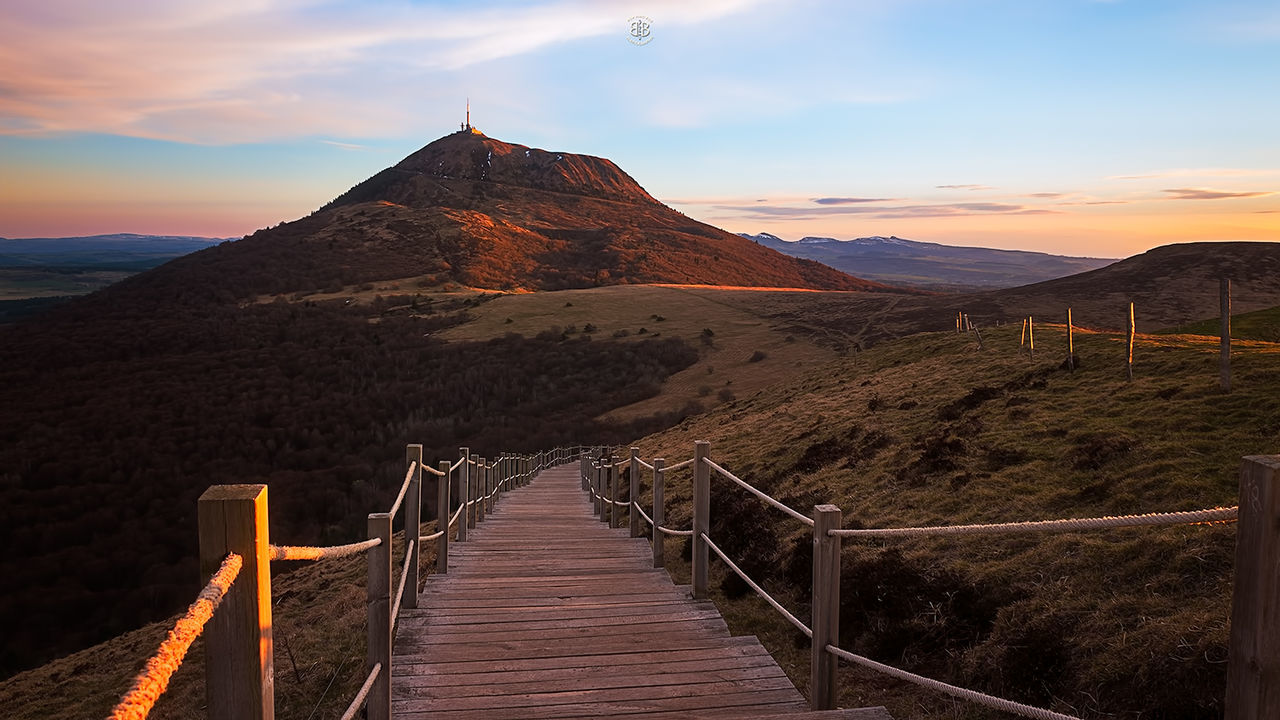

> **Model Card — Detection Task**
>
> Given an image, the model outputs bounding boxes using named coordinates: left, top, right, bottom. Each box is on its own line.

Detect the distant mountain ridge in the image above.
left=0, top=233, right=226, bottom=267
left=739, top=232, right=1116, bottom=291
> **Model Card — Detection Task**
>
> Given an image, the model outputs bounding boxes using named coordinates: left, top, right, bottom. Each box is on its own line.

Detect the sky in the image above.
left=1, top=0, right=1277, bottom=258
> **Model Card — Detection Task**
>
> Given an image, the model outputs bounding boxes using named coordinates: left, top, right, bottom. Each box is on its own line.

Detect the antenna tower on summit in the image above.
left=459, top=98, right=482, bottom=135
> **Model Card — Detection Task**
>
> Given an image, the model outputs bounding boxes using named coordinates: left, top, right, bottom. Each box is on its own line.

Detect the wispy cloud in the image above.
left=1109, top=168, right=1280, bottom=180
left=0, top=0, right=769, bottom=143
left=717, top=201, right=1057, bottom=220
left=812, top=197, right=894, bottom=205
left=320, top=140, right=367, bottom=150
left=936, top=184, right=994, bottom=191
left=1162, top=187, right=1275, bottom=200
left=1026, top=192, right=1065, bottom=198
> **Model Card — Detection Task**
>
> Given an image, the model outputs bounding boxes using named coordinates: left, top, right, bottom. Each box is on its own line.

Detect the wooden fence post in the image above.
left=477, top=458, right=486, bottom=523
left=596, top=459, right=607, bottom=521
left=1020, top=317, right=1027, bottom=347
left=1127, top=301, right=1135, bottom=382
left=630, top=447, right=642, bottom=537
left=1226, top=456, right=1280, bottom=719
left=199, top=484, right=274, bottom=720
left=693, top=441, right=711, bottom=600
left=437, top=460, right=451, bottom=574
left=1028, top=315, right=1035, bottom=360
left=457, top=448, right=469, bottom=542
left=1222, top=278, right=1232, bottom=393
left=652, top=459, right=665, bottom=568
left=469, top=454, right=479, bottom=528
left=811, top=504, right=842, bottom=710
left=404, top=445, right=422, bottom=611
left=367, top=511, right=392, bottom=720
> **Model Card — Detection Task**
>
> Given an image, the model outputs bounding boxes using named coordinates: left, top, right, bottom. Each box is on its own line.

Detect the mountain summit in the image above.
left=133, top=132, right=886, bottom=302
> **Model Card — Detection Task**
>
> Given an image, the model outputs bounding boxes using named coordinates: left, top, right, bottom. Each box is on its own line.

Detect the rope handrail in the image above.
left=659, top=526, right=694, bottom=536
left=419, top=530, right=445, bottom=542
left=664, top=457, right=695, bottom=472
left=824, top=644, right=1081, bottom=720
left=423, top=465, right=446, bottom=477
left=702, top=457, right=814, bottom=528
left=108, top=553, right=242, bottom=720
left=388, top=461, right=417, bottom=517
left=270, top=538, right=381, bottom=562
left=449, top=504, right=464, bottom=527
left=636, top=458, right=655, bottom=470
left=449, top=457, right=465, bottom=472
left=633, top=501, right=653, bottom=527
left=391, top=540, right=416, bottom=627
left=702, top=533, right=812, bottom=638
left=338, top=662, right=381, bottom=720
left=831, top=506, right=1238, bottom=539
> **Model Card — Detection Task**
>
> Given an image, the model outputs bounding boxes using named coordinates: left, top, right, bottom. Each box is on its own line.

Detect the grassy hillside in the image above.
left=1159, top=304, right=1280, bottom=342
left=626, top=323, right=1279, bottom=718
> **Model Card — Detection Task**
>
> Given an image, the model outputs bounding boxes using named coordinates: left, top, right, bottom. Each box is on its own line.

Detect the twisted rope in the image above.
left=338, top=663, right=382, bottom=720
left=703, top=458, right=814, bottom=527
left=636, top=458, right=655, bottom=470
left=419, top=531, right=445, bottom=542
left=664, top=457, right=695, bottom=472
left=831, top=506, right=1238, bottom=539
left=450, top=457, right=465, bottom=472
left=633, top=501, right=654, bottom=527
left=449, top=504, right=464, bottom=528
left=659, top=526, right=694, bottom=536
left=391, top=540, right=415, bottom=627
left=269, top=538, right=381, bottom=561
left=422, top=465, right=446, bottom=477
left=824, top=644, right=1081, bottom=720
left=702, top=534, right=812, bottom=638
left=108, top=553, right=242, bottom=720
left=388, top=462, right=417, bottom=517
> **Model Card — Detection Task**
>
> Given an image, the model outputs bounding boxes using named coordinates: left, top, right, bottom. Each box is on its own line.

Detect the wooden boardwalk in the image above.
left=391, top=464, right=889, bottom=719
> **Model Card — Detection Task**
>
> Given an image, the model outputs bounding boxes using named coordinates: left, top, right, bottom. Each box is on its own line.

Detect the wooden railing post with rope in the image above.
left=652, top=458, right=665, bottom=568
left=811, top=503, right=842, bottom=710
left=692, top=440, right=711, bottom=600
left=366, top=511, right=392, bottom=720
left=457, top=447, right=469, bottom=542
left=198, top=484, right=273, bottom=720
left=403, top=445, right=422, bottom=611
left=629, top=447, right=642, bottom=537
left=436, top=460, right=451, bottom=574
left=1225, top=455, right=1280, bottom=719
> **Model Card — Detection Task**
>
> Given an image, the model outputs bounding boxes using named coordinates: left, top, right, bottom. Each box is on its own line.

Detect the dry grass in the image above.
left=627, top=323, right=1280, bottom=719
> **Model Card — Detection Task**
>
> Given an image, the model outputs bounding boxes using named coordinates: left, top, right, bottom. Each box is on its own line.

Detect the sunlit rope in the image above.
left=824, top=644, right=1081, bottom=720
left=391, top=541, right=415, bottom=626
left=423, top=465, right=446, bottom=477
left=388, top=462, right=417, bottom=517
left=108, top=554, right=242, bottom=720
left=636, top=458, right=655, bottom=470
left=831, top=506, right=1238, bottom=539
left=269, top=538, right=381, bottom=561
left=449, top=504, right=464, bottom=527
left=338, top=663, right=381, bottom=720
left=419, top=530, right=445, bottom=542
left=702, top=533, right=811, bottom=638
left=702, top=458, right=814, bottom=527
left=633, top=502, right=653, bottom=527
left=658, top=526, right=693, bottom=537
left=664, top=457, right=695, bottom=472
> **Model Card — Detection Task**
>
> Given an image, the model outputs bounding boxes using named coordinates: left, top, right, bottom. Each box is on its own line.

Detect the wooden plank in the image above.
left=394, top=652, right=782, bottom=687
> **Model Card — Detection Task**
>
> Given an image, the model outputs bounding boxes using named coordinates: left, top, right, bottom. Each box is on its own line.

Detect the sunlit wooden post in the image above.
left=693, top=441, right=711, bottom=600
left=811, top=504, right=842, bottom=710
left=437, top=460, right=451, bottom=574
left=956, top=310, right=962, bottom=333
left=1067, top=307, right=1076, bottom=373
left=403, top=444, right=422, bottom=610
left=457, top=448, right=469, bottom=542
left=1222, top=278, right=1232, bottom=393
left=1020, top=317, right=1027, bottom=347
left=1226, top=456, right=1280, bottom=719
left=652, top=458, right=665, bottom=568
left=367, top=511, right=392, bottom=720
left=1028, top=316, right=1035, bottom=360
left=198, top=484, right=274, bottom=720
left=1127, top=301, right=1136, bottom=381
left=629, top=447, right=642, bottom=537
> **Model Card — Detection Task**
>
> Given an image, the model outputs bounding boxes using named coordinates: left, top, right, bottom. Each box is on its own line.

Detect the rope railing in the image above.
left=391, top=540, right=416, bottom=627
left=663, top=457, right=695, bottom=472
left=658, top=525, right=694, bottom=536
left=633, top=501, right=653, bottom=527
left=636, top=458, right=655, bottom=470
left=702, top=533, right=812, bottom=638
left=831, top=506, right=1239, bottom=538
left=449, top=504, right=464, bottom=528
left=422, top=464, right=446, bottom=477
left=702, top=457, right=814, bottom=527
left=388, top=461, right=417, bottom=517
left=338, top=662, right=381, bottom=720
left=824, top=644, right=1081, bottom=720
left=108, top=553, right=242, bottom=720
left=269, top=538, right=381, bottom=562
left=449, top=456, right=465, bottom=472
left=419, top=530, right=445, bottom=542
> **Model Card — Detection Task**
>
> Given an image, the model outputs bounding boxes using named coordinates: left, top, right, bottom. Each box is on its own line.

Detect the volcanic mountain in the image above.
left=140, top=130, right=885, bottom=302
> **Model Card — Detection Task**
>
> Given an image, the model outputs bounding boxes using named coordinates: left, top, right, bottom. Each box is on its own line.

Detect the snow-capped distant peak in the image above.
left=851, top=235, right=912, bottom=245
left=797, top=236, right=839, bottom=244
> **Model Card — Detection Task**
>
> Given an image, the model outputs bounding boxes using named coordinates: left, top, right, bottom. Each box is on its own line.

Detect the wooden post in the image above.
left=597, top=460, right=607, bottom=521
left=692, top=441, right=710, bottom=600
left=366, top=512, right=392, bottom=720
left=1028, top=315, right=1035, bottom=360
left=811, top=504, right=842, bottom=711
left=403, top=445, right=422, bottom=611
left=477, top=458, right=486, bottom=523
left=1127, top=302, right=1135, bottom=382
left=1067, top=308, right=1075, bottom=373
left=1020, top=317, right=1027, bottom=346
left=652, top=459, right=665, bottom=568
left=437, top=460, right=450, bottom=574
left=457, top=448, right=469, bottom=542
left=199, top=485, right=274, bottom=720
left=610, top=455, right=621, bottom=529
left=956, top=311, right=962, bottom=333
left=629, top=447, right=642, bottom=537
left=1222, top=278, right=1232, bottom=393
left=1226, top=456, right=1280, bottom=719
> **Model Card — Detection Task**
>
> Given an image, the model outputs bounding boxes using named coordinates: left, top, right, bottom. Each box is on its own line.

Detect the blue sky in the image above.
left=1, top=0, right=1277, bottom=257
